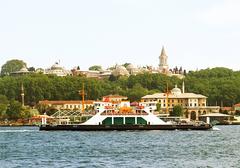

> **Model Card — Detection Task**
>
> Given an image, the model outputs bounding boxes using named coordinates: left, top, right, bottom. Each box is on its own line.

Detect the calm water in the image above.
left=0, top=126, right=240, bottom=168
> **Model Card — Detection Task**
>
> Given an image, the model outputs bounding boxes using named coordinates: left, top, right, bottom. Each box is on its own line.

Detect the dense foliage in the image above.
left=0, top=67, right=240, bottom=120
left=170, top=105, right=183, bottom=117
left=0, top=67, right=240, bottom=106
left=1, top=59, right=27, bottom=76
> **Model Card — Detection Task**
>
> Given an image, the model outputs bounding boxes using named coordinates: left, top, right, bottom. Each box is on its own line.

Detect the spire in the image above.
left=182, top=80, right=185, bottom=93
left=160, top=46, right=167, bottom=57
left=159, top=46, right=169, bottom=72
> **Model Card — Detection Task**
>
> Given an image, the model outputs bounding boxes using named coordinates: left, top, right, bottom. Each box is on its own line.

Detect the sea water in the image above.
left=0, top=126, right=239, bottom=168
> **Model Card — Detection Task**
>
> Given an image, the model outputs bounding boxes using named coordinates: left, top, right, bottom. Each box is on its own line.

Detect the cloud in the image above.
left=198, top=0, right=240, bottom=26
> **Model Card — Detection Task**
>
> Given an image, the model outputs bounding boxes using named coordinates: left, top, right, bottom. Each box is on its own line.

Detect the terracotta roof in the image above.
left=221, top=107, right=232, bottom=111
left=39, top=100, right=94, bottom=105
left=103, top=95, right=128, bottom=99
left=234, top=103, right=240, bottom=107
left=31, top=115, right=54, bottom=119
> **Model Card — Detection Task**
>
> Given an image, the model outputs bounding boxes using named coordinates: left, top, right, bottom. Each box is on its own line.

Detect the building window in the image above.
left=194, top=103, right=197, bottom=107
left=172, top=100, right=174, bottom=103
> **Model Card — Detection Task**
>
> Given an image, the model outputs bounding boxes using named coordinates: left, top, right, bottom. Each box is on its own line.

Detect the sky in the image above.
left=0, top=0, right=240, bottom=71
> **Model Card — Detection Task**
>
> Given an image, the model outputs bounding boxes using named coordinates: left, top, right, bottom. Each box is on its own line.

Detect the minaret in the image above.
left=159, top=46, right=169, bottom=73
left=182, top=80, right=185, bottom=93
left=21, top=83, right=25, bottom=107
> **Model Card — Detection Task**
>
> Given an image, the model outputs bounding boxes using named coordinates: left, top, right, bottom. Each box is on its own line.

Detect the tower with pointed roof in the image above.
left=159, top=46, right=169, bottom=73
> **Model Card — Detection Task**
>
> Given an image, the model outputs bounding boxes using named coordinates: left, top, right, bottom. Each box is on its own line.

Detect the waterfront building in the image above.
left=141, top=82, right=219, bottom=120
left=39, top=100, right=94, bottom=110
left=199, top=113, right=233, bottom=125
left=233, top=103, right=240, bottom=113
left=102, top=95, right=128, bottom=102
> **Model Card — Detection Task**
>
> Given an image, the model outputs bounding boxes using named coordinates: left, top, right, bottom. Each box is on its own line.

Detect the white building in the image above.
left=45, top=62, right=71, bottom=77
left=141, top=82, right=219, bottom=120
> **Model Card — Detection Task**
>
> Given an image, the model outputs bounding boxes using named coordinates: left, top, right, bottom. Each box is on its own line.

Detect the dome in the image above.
left=171, top=85, right=182, bottom=95
left=126, top=64, right=136, bottom=70
left=51, top=62, right=63, bottom=70
left=112, top=65, right=129, bottom=76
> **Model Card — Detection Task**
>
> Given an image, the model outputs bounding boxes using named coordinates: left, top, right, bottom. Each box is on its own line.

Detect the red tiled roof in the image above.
left=221, top=107, right=232, bottom=111
left=234, top=103, right=240, bottom=107
left=39, top=100, right=94, bottom=105
left=103, top=95, right=127, bottom=99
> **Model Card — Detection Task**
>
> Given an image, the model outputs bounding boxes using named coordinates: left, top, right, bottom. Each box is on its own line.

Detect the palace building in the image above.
left=158, top=46, right=185, bottom=79
left=159, top=46, right=169, bottom=73
left=141, top=82, right=219, bottom=120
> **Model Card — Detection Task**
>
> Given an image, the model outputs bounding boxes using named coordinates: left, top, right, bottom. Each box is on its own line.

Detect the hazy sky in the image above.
left=0, top=0, right=239, bottom=71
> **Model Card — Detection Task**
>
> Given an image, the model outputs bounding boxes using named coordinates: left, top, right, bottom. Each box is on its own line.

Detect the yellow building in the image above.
left=141, top=82, right=219, bottom=120
left=39, top=100, right=94, bottom=111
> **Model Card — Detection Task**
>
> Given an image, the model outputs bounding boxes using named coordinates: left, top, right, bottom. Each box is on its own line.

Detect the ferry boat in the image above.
left=39, top=104, right=212, bottom=131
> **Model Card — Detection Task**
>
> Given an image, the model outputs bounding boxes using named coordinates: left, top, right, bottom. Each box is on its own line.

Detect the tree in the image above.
left=127, top=83, right=148, bottom=102
left=36, top=103, right=49, bottom=114
left=28, top=67, right=35, bottom=72
left=6, top=100, right=22, bottom=120
left=20, top=107, right=37, bottom=119
left=170, top=105, right=183, bottom=117
left=156, top=103, right=161, bottom=112
left=0, top=95, right=9, bottom=119
left=89, top=65, right=102, bottom=71
left=122, top=63, right=131, bottom=68
left=1, top=59, right=27, bottom=76
left=0, top=104, right=8, bottom=119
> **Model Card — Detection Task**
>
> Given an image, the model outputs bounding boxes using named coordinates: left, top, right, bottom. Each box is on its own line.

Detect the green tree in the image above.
left=27, top=67, right=35, bottom=72
left=6, top=100, right=22, bottom=120
left=0, top=95, right=9, bottom=119
left=127, top=83, right=148, bottom=102
left=156, top=103, right=161, bottom=112
left=1, top=59, right=27, bottom=76
left=0, top=104, right=8, bottom=119
left=36, top=103, right=49, bottom=114
left=20, top=107, right=37, bottom=119
left=170, top=105, right=183, bottom=117
left=122, top=63, right=131, bottom=68
left=89, top=65, right=102, bottom=71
